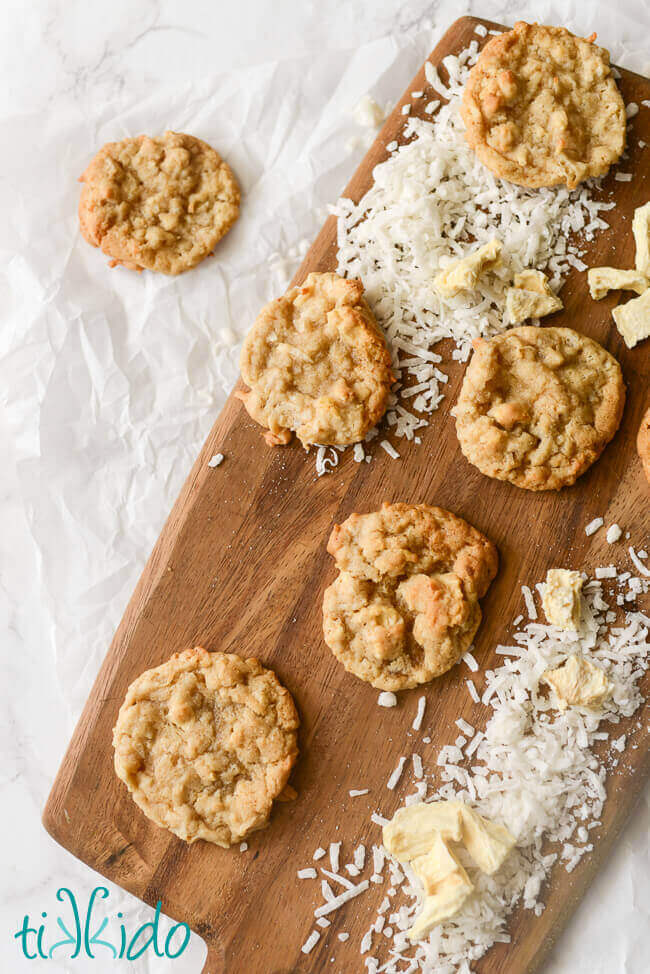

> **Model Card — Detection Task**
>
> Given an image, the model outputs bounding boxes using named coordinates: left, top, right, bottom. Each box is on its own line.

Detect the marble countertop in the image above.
left=2, top=1, right=648, bottom=971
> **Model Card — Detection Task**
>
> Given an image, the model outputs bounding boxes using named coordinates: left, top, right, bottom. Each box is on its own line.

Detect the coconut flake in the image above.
left=463, top=651, right=479, bottom=672
left=522, top=585, right=537, bottom=620
left=585, top=517, right=604, bottom=537
left=301, top=931, right=320, bottom=954
left=412, top=696, right=426, bottom=730
left=387, top=757, right=407, bottom=790
left=629, top=547, right=650, bottom=577
left=314, top=880, right=370, bottom=919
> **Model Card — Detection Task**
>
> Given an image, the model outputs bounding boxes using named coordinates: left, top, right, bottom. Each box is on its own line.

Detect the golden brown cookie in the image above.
left=79, top=131, right=240, bottom=274
left=238, top=272, right=394, bottom=446
left=453, top=326, right=625, bottom=491
left=461, top=22, right=626, bottom=189
left=322, top=503, right=498, bottom=691
left=638, top=406, right=650, bottom=485
left=113, top=647, right=299, bottom=847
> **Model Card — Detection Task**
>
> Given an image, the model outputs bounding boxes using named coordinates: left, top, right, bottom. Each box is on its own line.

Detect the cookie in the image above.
left=113, top=647, right=299, bottom=847
left=461, top=22, right=626, bottom=190
left=322, top=503, right=498, bottom=691
left=638, top=406, right=650, bottom=485
left=453, top=326, right=625, bottom=491
left=237, top=272, right=393, bottom=446
left=79, top=131, right=240, bottom=275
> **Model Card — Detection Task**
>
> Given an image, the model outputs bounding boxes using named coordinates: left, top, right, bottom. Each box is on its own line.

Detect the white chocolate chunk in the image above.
left=434, top=238, right=502, bottom=297
left=408, top=835, right=474, bottom=939
left=459, top=805, right=516, bottom=875
left=506, top=269, right=563, bottom=323
left=408, top=873, right=474, bottom=938
left=633, top=201, right=650, bottom=276
left=384, top=801, right=516, bottom=939
left=410, top=830, right=472, bottom=895
left=383, top=801, right=464, bottom=860
left=541, top=569, right=583, bottom=631
left=612, top=289, right=650, bottom=348
left=543, top=655, right=612, bottom=711
left=587, top=267, right=648, bottom=301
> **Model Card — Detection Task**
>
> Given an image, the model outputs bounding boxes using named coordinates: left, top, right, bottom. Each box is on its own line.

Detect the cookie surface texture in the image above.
left=238, top=272, right=393, bottom=447
left=461, top=22, right=626, bottom=189
left=638, top=406, right=650, bottom=486
left=113, top=647, right=299, bottom=847
left=79, top=131, right=240, bottom=274
left=454, top=326, right=625, bottom=491
left=323, top=503, right=498, bottom=691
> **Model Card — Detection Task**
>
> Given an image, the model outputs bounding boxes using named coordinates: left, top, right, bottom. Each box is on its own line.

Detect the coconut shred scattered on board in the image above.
left=294, top=551, right=649, bottom=969
left=321, top=40, right=616, bottom=471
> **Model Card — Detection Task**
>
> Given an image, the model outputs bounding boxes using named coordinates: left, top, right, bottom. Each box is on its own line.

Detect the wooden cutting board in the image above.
left=43, top=15, right=650, bottom=974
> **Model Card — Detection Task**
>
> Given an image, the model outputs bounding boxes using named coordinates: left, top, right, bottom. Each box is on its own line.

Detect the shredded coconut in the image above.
left=315, top=445, right=339, bottom=477
left=596, top=566, right=617, bottom=580
left=522, top=585, right=538, bottom=620
left=630, top=547, right=650, bottom=577
left=380, top=439, right=400, bottom=459
left=607, top=523, right=623, bottom=544
left=463, top=651, right=479, bottom=672
left=333, top=51, right=613, bottom=452
left=207, top=453, right=224, bottom=468
left=301, top=930, right=320, bottom=954
left=361, top=563, right=648, bottom=971
left=296, top=550, right=649, bottom=970
left=412, top=696, right=426, bottom=731
left=378, top=691, right=398, bottom=708
left=585, top=517, right=604, bottom=537
left=298, top=868, right=317, bottom=879
left=314, top=880, right=370, bottom=919
left=387, top=757, right=407, bottom=790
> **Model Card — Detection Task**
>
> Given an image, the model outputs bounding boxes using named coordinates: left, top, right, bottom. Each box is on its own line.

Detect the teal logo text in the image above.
left=14, top=887, right=191, bottom=961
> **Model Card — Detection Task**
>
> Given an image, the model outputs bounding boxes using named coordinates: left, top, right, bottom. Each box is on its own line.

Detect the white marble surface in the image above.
left=1, top=1, right=648, bottom=971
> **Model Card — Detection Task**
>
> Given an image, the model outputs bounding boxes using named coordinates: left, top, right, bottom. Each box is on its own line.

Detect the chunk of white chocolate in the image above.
left=587, top=267, right=648, bottom=301
left=633, top=201, right=650, bottom=276
left=542, top=569, right=583, bottom=631
left=612, top=288, right=650, bottom=348
left=543, top=655, right=612, bottom=711
left=434, top=239, right=502, bottom=297
left=506, top=269, right=563, bottom=323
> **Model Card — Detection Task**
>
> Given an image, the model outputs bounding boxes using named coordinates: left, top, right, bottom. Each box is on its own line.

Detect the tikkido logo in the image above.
left=14, top=886, right=191, bottom=962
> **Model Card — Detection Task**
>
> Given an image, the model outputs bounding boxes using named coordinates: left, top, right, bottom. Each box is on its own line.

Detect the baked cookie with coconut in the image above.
left=453, top=326, right=625, bottom=491
left=79, top=131, right=240, bottom=274
left=322, top=503, right=498, bottom=691
left=113, top=647, right=299, bottom=847
left=461, top=22, right=626, bottom=189
left=238, top=272, right=393, bottom=446
left=638, top=406, right=650, bottom=486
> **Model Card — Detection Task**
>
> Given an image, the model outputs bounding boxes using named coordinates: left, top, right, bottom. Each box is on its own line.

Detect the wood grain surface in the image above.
left=43, top=15, right=650, bottom=974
